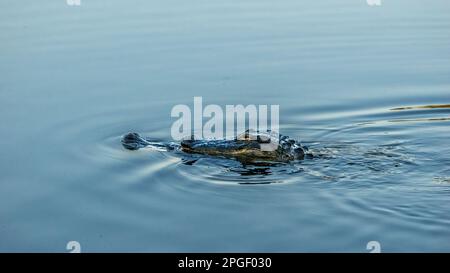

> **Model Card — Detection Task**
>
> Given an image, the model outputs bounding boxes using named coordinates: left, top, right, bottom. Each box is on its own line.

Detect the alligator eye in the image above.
left=257, top=135, right=271, bottom=143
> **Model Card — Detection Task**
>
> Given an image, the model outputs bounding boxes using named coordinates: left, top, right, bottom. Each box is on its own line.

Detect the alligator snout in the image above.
left=121, top=132, right=149, bottom=150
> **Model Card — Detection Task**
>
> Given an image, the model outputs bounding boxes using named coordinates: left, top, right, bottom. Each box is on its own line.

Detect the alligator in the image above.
left=121, top=130, right=310, bottom=163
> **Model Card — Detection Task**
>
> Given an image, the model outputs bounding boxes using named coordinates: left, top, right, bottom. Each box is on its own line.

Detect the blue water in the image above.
left=1, top=0, right=449, bottom=252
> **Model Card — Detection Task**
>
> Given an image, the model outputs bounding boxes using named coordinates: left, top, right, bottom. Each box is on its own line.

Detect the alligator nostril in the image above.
left=123, top=132, right=140, bottom=141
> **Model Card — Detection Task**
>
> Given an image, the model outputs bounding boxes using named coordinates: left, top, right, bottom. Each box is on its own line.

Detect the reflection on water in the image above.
left=143, top=135, right=415, bottom=185
left=1, top=0, right=450, bottom=252
left=133, top=103, right=444, bottom=186
left=387, top=104, right=450, bottom=123
left=388, top=117, right=450, bottom=123
left=433, top=177, right=450, bottom=184
left=391, top=104, right=450, bottom=111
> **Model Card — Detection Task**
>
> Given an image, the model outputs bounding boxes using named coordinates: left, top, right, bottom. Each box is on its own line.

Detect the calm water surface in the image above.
left=0, top=0, right=449, bottom=252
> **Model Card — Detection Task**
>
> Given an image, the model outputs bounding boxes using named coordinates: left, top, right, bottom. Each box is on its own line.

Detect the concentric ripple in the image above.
left=99, top=102, right=450, bottom=186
